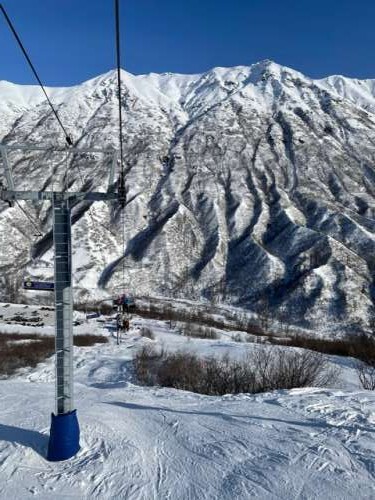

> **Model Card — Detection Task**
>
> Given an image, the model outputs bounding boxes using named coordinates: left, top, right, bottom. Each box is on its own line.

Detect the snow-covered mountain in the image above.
left=1, top=60, right=375, bottom=334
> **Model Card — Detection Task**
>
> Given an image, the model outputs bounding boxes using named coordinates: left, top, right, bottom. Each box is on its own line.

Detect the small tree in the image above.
left=257, top=294, right=272, bottom=332
left=3, top=271, right=22, bottom=303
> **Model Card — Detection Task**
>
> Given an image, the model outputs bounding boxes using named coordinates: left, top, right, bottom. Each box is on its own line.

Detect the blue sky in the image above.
left=1, top=0, right=375, bottom=86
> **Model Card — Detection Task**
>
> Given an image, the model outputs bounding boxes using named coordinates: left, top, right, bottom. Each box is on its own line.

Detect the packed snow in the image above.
left=0, top=302, right=374, bottom=499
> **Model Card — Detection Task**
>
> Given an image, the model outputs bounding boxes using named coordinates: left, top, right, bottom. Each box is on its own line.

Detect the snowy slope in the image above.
left=0, top=315, right=374, bottom=499
left=1, top=60, right=375, bottom=334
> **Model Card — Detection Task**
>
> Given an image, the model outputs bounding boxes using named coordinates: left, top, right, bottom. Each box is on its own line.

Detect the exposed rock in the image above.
left=1, top=60, right=374, bottom=334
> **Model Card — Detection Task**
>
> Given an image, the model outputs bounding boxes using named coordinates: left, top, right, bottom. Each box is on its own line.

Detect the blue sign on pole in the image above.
left=23, top=280, right=55, bottom=291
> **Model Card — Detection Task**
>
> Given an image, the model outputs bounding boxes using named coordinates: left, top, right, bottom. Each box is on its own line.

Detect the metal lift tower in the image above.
left=0, top=144, right=120, bottom=461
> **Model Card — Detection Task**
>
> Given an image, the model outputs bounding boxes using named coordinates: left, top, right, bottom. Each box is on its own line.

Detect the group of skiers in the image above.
left=114, top=293, right=135, bottom=313
left=114, top=294, right=134, bottom=334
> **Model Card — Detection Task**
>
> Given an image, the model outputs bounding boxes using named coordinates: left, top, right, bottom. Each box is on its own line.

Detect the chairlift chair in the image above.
left=113, top=291, right=136, bottom=314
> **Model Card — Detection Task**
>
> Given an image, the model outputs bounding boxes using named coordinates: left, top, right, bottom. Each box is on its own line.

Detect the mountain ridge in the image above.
left=3, top=60, right=375, bottom=118
left=1, top=60, right=375, bottom=335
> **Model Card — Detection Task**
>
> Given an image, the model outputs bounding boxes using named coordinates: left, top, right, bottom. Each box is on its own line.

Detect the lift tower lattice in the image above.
left=0, top=144, right=120, bottom=461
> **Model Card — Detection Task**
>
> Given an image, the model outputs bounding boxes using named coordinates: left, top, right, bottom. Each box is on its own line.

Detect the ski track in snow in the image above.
left=0, top=311, right=375, bottom=499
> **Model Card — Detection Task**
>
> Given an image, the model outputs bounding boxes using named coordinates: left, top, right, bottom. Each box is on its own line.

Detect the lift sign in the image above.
left=23, top=280, right=55, bottom=291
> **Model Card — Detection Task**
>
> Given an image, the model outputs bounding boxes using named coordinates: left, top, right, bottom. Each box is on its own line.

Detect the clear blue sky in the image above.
left=1, top=0, right=375, bottom=86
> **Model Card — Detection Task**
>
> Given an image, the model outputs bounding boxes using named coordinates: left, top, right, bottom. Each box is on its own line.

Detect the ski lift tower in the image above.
left=0, top=144, right=122, bottom=461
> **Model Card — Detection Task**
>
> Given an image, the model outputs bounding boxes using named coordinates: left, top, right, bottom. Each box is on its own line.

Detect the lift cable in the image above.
left=0, top=4, right=73, bottom=147
left=114, top=0, right=127, bottom=289
left=115, top=0, right=124, bottom=178
left=0, top=2, right=94, bottom=239
left=14, top=200, right=43, bottom=237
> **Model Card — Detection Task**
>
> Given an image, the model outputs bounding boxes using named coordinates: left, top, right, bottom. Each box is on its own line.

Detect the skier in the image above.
left=123, top=317, right=130, bottom=332
left=116, top=313, right=122, bottom=334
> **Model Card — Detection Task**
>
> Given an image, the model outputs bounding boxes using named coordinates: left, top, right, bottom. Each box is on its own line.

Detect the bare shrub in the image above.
left=140, top=326, right=155, bottom=340
left=355, top=338, right=375, bottom=390
left=284, top=333, right=375, bottom=363
left=133, top=345, right=164, bottom=386
left=75, top=301, right=113, bottom=315
left=158, top=352, right=203, bottom=390
left=252, top=347, right=340, bottom=391
left=133, top=345, right=337, bottom=395
left=356, top=360, right=375, bottom=390
left=125, top=298, right=375, bottom=363
left=0, top=332, right=107, bottom=377
left=73, top=334, right=108, bottom=346
left=135, top=300, right=244, bottom=335
left=256, top=295, right=272, bottom=332
left=0, top=334, right=55, bottom=376
left=179, top=322, right=218, bottom=339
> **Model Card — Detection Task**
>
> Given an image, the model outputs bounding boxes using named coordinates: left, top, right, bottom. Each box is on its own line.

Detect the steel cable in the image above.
left=0, top=3, right=73, bottom=146
left=114, top=0, right=127, bottom=289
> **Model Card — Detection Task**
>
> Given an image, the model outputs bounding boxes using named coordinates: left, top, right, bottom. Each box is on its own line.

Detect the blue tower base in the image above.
left=47, top=409, right=80, bottom=461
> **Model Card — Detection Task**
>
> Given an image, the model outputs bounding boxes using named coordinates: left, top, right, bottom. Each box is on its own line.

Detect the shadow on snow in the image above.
left=0, top=423, right=48, bottom=458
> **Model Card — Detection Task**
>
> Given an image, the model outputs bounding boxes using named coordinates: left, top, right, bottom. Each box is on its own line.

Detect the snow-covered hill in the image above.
left=1, top=60, right=375, bottom=334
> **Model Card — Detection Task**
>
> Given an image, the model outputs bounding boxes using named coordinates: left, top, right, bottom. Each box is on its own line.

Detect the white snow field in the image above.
left=0, top=306, right=375, bottom=499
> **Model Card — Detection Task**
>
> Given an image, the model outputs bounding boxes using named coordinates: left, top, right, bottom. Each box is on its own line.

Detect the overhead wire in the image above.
left=0, top=3, right=73, bottom=146
left=115, top=0, right=124, bottom=178
left=14, top=200, right=43, bottom=237
left=1, top=3, right=100, bottom=248
left=0, top=4, right=77, bottom=249
left=114, top=0, right=127, bottom=290
left=1, top=1, right=130, bottom=292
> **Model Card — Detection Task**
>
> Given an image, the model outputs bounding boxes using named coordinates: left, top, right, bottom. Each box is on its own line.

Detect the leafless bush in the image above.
left=75, top=302, right=113, bottom=315
left=74, top=334, right=108, bottom=346
left=355, top=338, right=375, bottom=390
left=256, top=295, right=272, bottom=332
left=133, top=345, right=165, bottom=386
left=2, top=273, right=22, bottom=303
left=0, top=334, right=55, bottom=376
left=140, top=326, right=155, bottom=340
left=179, top=322, right=218, bottom=339
left=356, top=360, right=375, bottom=390
left=157, top=352, right=204, bottom=390
left=133, top=345, right=338, bottom=395
left=135, top=301, right=245, bottom=334
left=0, top=332, right=107, bottom=377
left=118, top=298, right=375, bottom=363
left=251, top=346, right=339, bottom=391
left=282, top=333, right=375, bottom=363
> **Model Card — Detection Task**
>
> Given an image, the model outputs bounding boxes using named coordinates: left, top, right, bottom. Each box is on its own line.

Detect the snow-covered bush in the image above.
left=133, top=345, right=338, bottom=395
